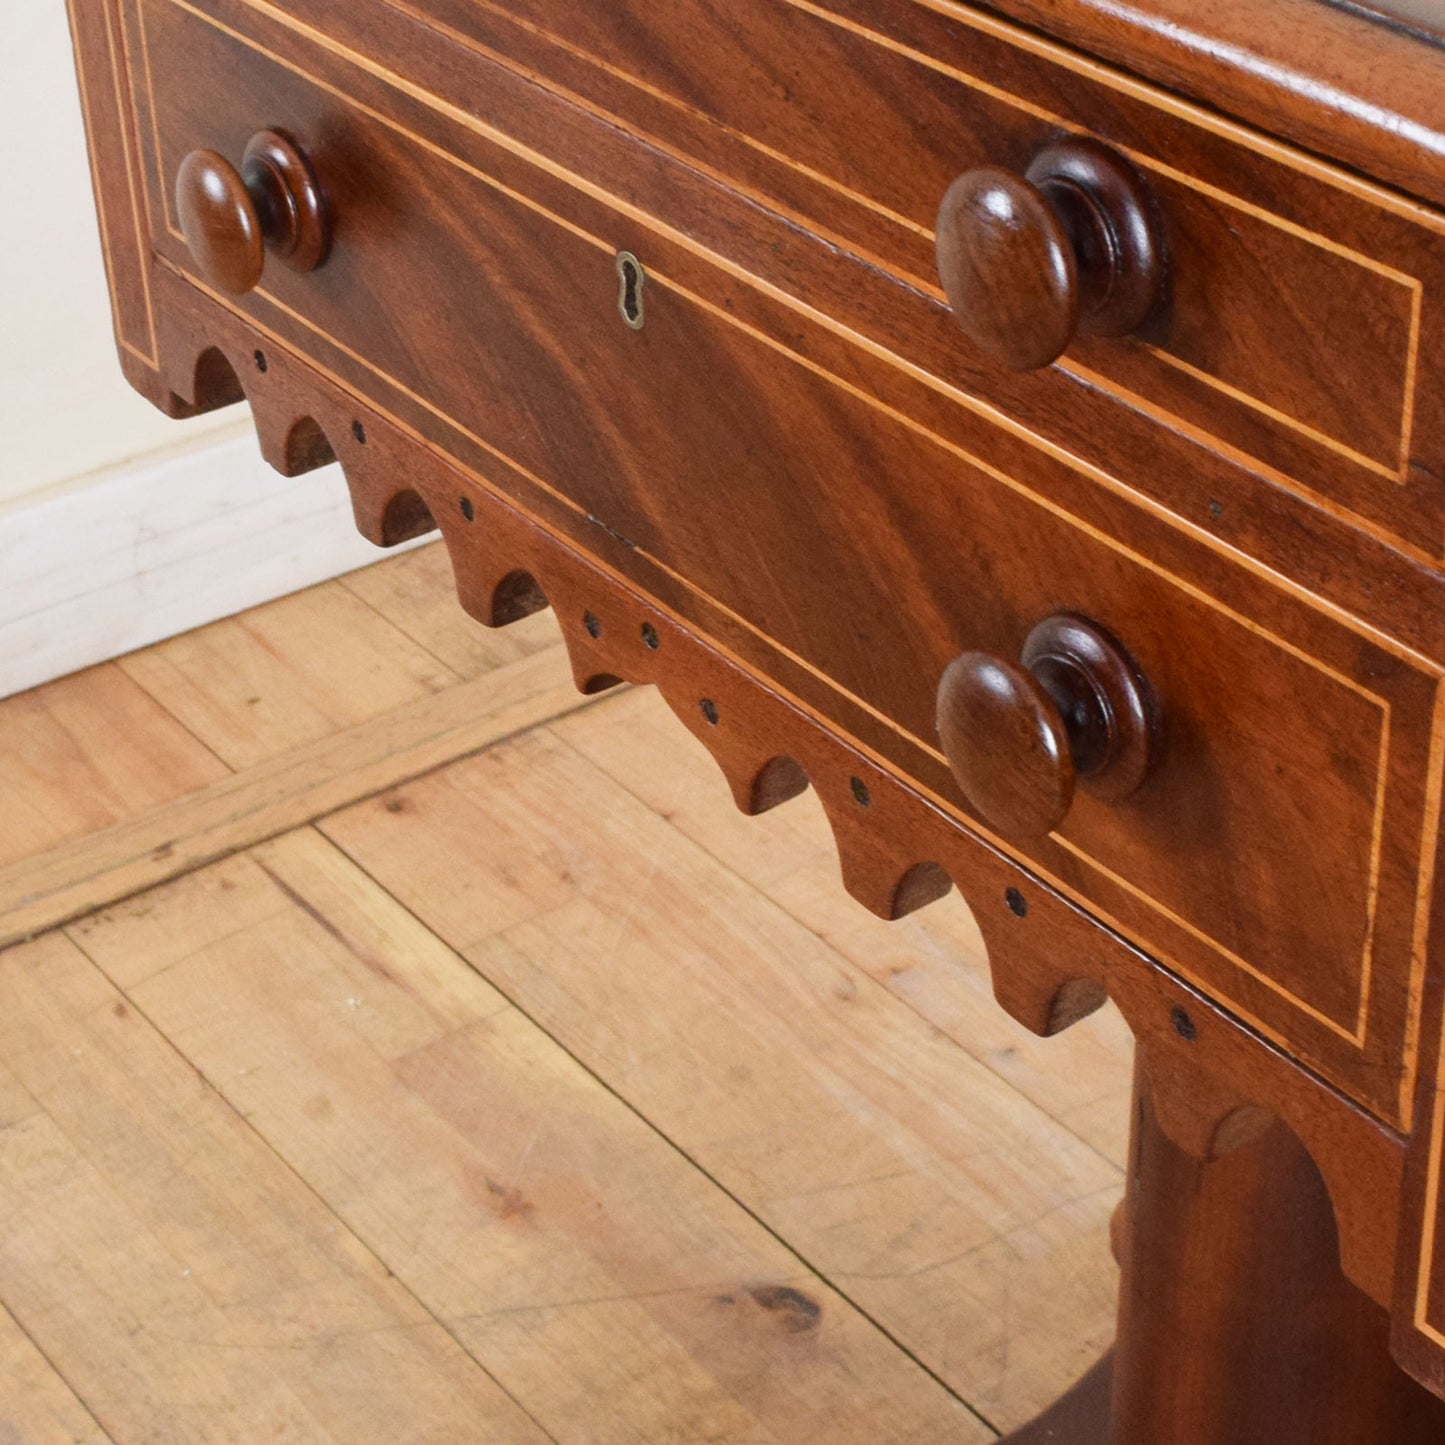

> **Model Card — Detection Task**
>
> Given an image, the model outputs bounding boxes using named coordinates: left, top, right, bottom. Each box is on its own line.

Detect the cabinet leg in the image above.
left=1003, top=1053, right=1445, bottom=1444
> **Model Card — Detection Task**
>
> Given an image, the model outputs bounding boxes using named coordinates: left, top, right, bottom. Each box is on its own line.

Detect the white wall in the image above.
left=4, top=2, right=236, bottom=506
left=0, top=4, right=417, bottom=698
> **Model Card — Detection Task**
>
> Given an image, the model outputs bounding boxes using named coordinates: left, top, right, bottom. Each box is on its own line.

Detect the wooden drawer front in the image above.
left=354, top=0, right=1445, bottom=558
left=130, top=0, right=1443, bottom=1127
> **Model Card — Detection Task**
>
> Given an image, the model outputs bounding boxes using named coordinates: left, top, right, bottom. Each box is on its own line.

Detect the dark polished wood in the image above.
left=175, top=149, right=263, bottom=295
left=980, top=0, right=1445, bottom=215
left=100, top=250, right=1439, bottom=1434
left=937, top=613, right=1159, bottom=838
left=176, top=128, right=329, bottom=294
left=993, top=1049, right=1445, bottom=1442
left=113, top=0, right=1444, bottom=1129
left=63, top=0, right=1445, bottom=1435
left=936, top=138, right=1164, bottom=371
left=939, top=646, right=1077, bottom=837
left=322, top=0, right=1445, bottom=557
left=1112, top=1055, right=1445, bottom=1444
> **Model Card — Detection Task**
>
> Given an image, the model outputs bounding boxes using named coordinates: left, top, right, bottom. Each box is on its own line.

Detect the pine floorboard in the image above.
left=0, top=1295, right=110, bottom=1445
left=0, top=666, right=229, bottom=871
left=552, top=688, right=1134, bottom=1172
left=69, top=830, right=989, bottom=1443
left=320, top=729, right=1122, bottom=1432
left=0, top=930, right=550, bottom=1444
left=0, top=541, right=1135, bottom=1441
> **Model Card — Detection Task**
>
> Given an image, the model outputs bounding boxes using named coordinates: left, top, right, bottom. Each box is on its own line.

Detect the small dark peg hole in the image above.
left=1208, top=499, right=1224, bottom=519
left=700, top=698, right=720, bottom=726
left=1005, top=887, right=1029, bottom=918
left=459, top=496, right=475, bottom=522
left=351, top=420, right=367, bottom=445
left=253, top=349, right=268, bottom=373
left=641, top=621, right=661, bottom=650
left=850, top=776, right=872, bottom=808
left=583, top=611, right=603, bottom=639
left=1171, top=1006, right=1198, bottom=1042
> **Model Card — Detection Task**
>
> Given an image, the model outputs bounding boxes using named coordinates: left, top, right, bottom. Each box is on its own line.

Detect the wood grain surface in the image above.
left=240, top=0, right=1445, bottom=547
left=100, top=256, right=1417, bottom=1317
left=0, top=546, right=1139, bottom=1436
left=978, top=0, right=1445, bottom=214
left=554, top=685, right=1137, bottom=1170
left=73, top=830, right=997, bottom=1441
left=117, top=583, right=457, bottom=769
left=60, top=0, right=1445, bottom=1421
left=0, top=929, right=552, bottom=1443
left=0, top=666, right=229, bottom=870
left=0, top=550, right=598, bottom=950
left=92, top=0, right=1445, bottom=659
left=123, top=0, right=1445, bottom=1123
left=0, top=1298, right=109, bottom=1445
left=318, top=728, right=1126, bottom=1430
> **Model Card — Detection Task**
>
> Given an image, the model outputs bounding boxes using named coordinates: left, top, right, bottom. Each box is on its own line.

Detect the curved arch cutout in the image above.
left=490, top=569, right=551, bottom=626
left=891, top=861, right=954, bottom=919
left=281, top=416, right=338, bottom=476
left=581, top=673, right=625, bottom=695
left=749, top=756, right=810, bottom=814
left=191, top=347, right=245, bottom=412
left=379, top=490, right=438, bottom=546
left=1045, top=977, right=1110, bottom=1035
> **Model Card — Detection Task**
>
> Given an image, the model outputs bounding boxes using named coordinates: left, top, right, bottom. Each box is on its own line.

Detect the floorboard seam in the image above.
left=57, top=916, right=564, bottom=1445
left=542, top=725, right=1129, bottom=1180
left=0, top=1250, right=120, bottom=1443
left=0, top=655, right=613, bottom=950
left=315, top=820, right=1005, bottom=1439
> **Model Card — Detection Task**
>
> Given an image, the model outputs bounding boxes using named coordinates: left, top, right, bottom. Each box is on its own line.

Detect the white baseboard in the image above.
left=0, top=422, right=429, bottom=699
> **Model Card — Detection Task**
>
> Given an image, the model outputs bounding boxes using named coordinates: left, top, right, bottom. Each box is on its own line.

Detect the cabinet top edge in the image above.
left=973, top=0, right=1445, bottom=212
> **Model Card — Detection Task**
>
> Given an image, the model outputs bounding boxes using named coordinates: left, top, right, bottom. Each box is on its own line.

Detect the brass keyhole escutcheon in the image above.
left=616, top=251, right=646, bottom=329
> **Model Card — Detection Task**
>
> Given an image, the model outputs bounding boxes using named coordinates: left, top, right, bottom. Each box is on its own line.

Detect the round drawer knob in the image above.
left=935, top=137, right=1164, bottom=372
left=176, top=130, right=329, bottom=295
left=936, top=613, right=1159, bottom=837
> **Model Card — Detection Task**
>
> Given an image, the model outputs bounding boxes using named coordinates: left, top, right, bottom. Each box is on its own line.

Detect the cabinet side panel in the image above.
left=65, top=0, right=185, bottom=412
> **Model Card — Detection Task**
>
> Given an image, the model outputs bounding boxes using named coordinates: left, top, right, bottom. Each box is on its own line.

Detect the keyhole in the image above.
left=616, top=251, right=645, bottom=329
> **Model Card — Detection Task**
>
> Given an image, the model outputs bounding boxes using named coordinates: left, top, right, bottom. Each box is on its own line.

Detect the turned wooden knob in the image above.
left=176, top=130, right=329, bottom=295
left=936, top=137, right=1164, bottom=371
left=936, top=614, right=1159, bottom=837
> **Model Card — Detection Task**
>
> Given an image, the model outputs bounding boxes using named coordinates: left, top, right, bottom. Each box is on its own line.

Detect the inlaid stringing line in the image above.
left=788, top=0, right=1423, bottom=480
left=150, top=0, right=1434, bottom=1117
left=156, top=0, right=1441, bottom=670
left=371, top=0, right=1431, bottom=485
left=69, top=0, right=161, bottom=365
left=1398, top=680, right=1445, bottom=1132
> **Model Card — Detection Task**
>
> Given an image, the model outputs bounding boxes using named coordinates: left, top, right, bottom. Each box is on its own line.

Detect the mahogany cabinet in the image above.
left=65, top=0, right=1445, bottom=1437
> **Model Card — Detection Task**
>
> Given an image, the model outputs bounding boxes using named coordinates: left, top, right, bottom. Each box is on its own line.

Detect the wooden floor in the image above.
left=0, top=541, right=1134, bottom=1442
